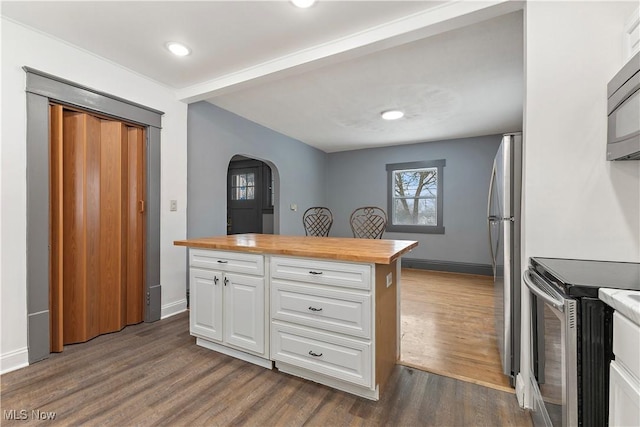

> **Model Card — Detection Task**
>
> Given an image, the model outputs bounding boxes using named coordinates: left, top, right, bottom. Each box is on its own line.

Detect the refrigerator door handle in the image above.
left=487, top=158, right=498, bottom=279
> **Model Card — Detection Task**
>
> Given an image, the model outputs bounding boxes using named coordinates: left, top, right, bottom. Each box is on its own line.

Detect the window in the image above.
left=386, top=159, right=445, bottom=234
left=230, top=172, right=255, bottom=200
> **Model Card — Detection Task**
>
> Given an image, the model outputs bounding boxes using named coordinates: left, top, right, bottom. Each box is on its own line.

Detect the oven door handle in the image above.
left=523, top=269, right=565, bottom=312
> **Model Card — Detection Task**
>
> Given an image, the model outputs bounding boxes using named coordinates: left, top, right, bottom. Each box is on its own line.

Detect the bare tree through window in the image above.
left=393, top=168, right=437, bottom=225
left=386, top=159, right=445, bottom=234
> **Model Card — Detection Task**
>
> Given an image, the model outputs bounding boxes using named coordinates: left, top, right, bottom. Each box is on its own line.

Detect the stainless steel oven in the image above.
left=525, top=257, right=640, bottom=427
left=524, top=268, right=578, bottom=426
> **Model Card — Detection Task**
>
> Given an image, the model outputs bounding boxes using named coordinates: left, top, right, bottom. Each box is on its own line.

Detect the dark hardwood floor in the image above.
left=1, top=311, right=531, bottom=426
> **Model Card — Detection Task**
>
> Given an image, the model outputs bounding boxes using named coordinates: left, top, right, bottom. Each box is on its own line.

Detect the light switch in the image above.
left=386, top=273, right=393, bottom=287
left=290, top=203, right=297, bottom=211
left=170, top=200, right=177, bottom=211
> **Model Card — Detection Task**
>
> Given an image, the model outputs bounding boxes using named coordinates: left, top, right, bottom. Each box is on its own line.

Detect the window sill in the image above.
left=386, top=225, right=445, bottom=235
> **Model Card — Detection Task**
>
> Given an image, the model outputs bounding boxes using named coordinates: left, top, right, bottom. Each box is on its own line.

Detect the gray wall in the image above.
left=326, top=135, right=502, bottom=265
left=188, top=102, right=328, bottom=238
left=188, top=102, right=501, bottom=266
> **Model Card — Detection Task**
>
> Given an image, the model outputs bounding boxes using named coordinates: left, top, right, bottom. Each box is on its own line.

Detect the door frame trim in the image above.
left=25, top=67, right=163, bottom=363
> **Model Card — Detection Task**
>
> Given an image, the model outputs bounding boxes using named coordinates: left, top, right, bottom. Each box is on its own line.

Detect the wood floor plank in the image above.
left=1, top=311, right=530, bottom=426
left=400, top=268, right=513, bottom=391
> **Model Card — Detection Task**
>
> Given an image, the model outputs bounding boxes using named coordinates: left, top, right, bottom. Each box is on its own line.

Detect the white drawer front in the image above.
left=271, top=257, right=371, bottom=290
left=272, top=280, right=371, bottom=338
left=271, top=322, right=372, bottom=387
left=613, top=312, right=640, bottom=381
left=190, top=249, right=264, bottom=276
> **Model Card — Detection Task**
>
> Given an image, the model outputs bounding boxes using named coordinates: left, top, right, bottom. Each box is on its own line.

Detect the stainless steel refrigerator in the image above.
left=487, top=132, right=522, bottom=386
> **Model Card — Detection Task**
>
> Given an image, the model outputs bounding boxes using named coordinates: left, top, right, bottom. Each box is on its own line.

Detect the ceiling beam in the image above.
left=176, top=0, right=523, bottom=104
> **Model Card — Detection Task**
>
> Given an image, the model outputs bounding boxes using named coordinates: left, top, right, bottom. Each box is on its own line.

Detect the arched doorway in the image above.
left=227, top=155, right=275, bottom=235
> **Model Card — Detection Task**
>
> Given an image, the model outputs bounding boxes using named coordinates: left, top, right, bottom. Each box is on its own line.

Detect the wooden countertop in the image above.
left=174, top=234, right=418, bottom=264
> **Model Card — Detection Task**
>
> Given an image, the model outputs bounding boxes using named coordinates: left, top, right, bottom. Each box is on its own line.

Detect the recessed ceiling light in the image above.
left=381, top=110, right=404, bottom=120
left=291, top=0, right=317, bottom=8
left=165, top=42, right=191, bottom=57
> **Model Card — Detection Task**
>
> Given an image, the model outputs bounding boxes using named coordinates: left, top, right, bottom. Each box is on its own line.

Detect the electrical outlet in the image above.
left=170, top=200, right=177, bottom=211
left=386, top=272, right=393, bottom=287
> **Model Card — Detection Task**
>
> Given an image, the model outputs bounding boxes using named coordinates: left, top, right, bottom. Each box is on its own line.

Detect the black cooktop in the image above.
left=531, top=257, right=640, bottom=298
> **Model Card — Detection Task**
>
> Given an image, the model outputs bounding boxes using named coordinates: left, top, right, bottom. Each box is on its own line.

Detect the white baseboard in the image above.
left=1, top=347, right=29, bottom=374
left=161, top=298, right=187, bottom=319
left=1, top=300, right=187, bottom=374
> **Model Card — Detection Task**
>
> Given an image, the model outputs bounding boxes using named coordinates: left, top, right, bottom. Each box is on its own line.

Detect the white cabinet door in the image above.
left=224, top=273, right=265, bottom=354
left=613, top=312, right=640, bottom=380
left=609, top=361, right=640, bottom=427
left=190, top=268, right=223, bottom=342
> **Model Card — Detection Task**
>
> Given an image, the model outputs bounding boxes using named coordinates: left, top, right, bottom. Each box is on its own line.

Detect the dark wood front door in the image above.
left=227, top=165, right=262, bottom=234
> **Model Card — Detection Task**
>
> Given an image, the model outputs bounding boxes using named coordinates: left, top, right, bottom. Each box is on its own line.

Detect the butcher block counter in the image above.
left=174, top=233, right=417, bottom=264
left=174, top=234, right=418, bottom=400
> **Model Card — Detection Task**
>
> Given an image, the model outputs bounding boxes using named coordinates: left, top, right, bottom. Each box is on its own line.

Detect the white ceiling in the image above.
left=1, top=1, right=524, bottom=153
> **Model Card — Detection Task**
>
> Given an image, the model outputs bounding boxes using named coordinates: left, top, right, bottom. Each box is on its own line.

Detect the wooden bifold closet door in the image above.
left=49, top=105, right=145, bottom=352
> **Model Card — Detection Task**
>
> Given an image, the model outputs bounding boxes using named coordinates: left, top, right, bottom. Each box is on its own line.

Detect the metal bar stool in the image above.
left=302, top=207, right=333, bottom=237
left=349, top=206, right=387, bottom=239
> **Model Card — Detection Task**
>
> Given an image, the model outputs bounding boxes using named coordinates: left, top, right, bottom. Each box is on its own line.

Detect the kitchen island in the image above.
left=174, top=234, right=417, bottom=400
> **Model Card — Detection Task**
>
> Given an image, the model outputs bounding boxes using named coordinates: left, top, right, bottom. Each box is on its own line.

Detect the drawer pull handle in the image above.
left=308, top=306, right=323, bottom=312
left=217, top=260, right=228, bottom=264
left=308, top=351, right=323, bottom=357
left=308, top=271, right=323, bottom=275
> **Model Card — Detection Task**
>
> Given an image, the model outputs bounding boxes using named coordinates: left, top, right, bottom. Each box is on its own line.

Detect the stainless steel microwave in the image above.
left=607, top=52, right=640, bottom=160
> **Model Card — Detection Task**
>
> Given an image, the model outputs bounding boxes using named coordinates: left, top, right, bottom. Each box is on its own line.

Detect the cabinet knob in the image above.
left=224, top=277, right=229, bottom=286
left=214, top=276, right=219, bottom=285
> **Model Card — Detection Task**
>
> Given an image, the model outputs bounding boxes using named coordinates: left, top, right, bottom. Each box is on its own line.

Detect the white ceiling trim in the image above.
left=176, top=0, right=520, bottom=103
